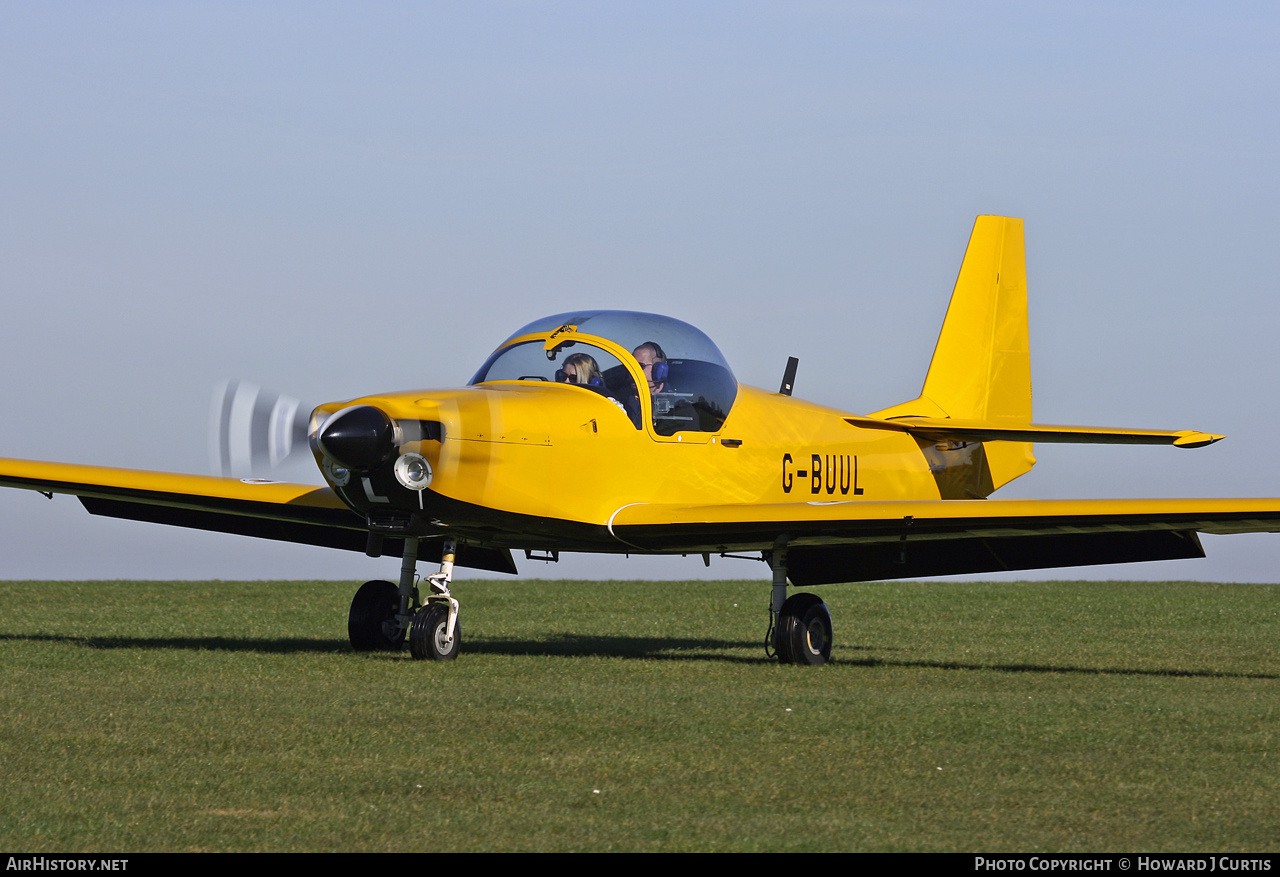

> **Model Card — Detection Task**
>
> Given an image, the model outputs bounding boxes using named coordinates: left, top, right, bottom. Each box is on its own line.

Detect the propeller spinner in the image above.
left=313, top=405, right=399, bottom=472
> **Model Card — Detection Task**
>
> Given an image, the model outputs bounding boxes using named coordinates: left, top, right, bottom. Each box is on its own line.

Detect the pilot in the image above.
left=632, top=342, right=667, bottom=394
left=632, top=341, right=699, bottom=434
left=630, top=341, right=692, bottom=432
left=557, top=352, right=604, bottom=387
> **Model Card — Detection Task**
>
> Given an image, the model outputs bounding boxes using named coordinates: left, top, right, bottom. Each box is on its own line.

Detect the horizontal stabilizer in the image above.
left=843, top=416, right=1224, bottom=448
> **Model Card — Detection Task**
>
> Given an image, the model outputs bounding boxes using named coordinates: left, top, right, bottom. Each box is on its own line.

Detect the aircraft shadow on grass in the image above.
left=839, top=656, right=1278, bottom=681
left=3, top=631, right=1275, bottom=678
left=0, top=632, right=347, bottom=655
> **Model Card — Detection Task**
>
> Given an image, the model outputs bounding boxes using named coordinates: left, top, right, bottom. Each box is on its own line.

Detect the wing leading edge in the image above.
left=607, top=497, right=1280, bottom=585
left=0, top=458, right=517, bottom=574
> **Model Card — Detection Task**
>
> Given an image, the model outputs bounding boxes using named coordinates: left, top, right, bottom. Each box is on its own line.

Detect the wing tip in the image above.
left=1173, top=431, right=1225, bottom=448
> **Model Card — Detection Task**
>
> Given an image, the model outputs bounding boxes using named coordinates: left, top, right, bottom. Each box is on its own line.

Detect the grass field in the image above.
left=1, top=577, right=1276, bottom=852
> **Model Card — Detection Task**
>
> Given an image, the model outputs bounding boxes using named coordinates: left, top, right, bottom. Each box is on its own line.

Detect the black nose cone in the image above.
left=317, top=405, right=397, bottom=471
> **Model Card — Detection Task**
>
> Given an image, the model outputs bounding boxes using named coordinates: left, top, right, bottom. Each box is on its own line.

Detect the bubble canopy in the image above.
left=500, top=311, right=734, bottom=372
left=469, top=311, right=739, bottom=434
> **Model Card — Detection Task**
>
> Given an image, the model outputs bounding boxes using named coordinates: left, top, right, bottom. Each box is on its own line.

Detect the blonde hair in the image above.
left=563, top=352, right=602, bottom=385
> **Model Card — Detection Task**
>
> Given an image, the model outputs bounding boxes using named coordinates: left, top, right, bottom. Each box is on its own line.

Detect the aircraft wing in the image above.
left=607, top=497, right=1280, bottom=584
left=0, top=457, right=517, bottom=573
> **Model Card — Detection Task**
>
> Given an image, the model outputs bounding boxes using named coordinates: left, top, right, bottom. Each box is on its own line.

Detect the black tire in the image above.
left=348, top=579, right=403, bottom=651
left=409, top=603, right=460, bottom=661
left=775, top=592, right=832, bottom=666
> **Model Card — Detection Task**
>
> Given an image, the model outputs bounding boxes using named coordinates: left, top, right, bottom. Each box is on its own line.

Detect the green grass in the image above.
left=0, top=578, right=1276, bottom=852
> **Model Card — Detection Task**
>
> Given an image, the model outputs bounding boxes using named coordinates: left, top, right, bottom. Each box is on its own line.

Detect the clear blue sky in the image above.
left=2, top=2, right=1278, bottom=581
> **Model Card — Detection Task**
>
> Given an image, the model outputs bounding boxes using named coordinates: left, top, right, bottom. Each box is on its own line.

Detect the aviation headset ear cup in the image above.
left=652, top=361, right=669, bottom=383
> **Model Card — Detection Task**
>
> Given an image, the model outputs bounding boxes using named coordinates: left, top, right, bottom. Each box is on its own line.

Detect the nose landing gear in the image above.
left=346, top=535, right=462, bottom=660
left=410, top=602, right=460, bottom=660
left=409, top=538, right=460, bottom=661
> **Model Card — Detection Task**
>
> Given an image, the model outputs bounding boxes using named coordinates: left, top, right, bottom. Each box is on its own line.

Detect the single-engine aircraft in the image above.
left=4, top=216, right=1279, bottom=665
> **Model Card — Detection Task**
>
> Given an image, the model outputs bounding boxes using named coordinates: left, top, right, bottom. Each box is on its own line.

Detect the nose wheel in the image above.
left=347, top=536, right=463, bottom=659
left=410, top=602, right=460, bottom=660
left=409, top=537, right=460, bottom=660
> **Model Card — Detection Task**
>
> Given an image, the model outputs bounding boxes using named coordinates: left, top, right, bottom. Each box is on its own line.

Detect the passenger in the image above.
left=558, top=351, right=636, bottom=425
left=558, top=352, right=603, bottom=387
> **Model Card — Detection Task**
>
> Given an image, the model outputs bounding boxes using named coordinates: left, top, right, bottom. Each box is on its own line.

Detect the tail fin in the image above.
left=923, top=215, right=1032, bottom=425
left=871, top=216, right=1035, bottom=492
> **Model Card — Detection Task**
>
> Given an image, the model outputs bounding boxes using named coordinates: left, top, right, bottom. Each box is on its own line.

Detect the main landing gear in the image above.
left=347, top=535, right=461, bottom=661
left=768, top=547, right=833, bottom=666
left=347, top=539, right=831, bottom=666
left=348, top=579, right=403, bottom=651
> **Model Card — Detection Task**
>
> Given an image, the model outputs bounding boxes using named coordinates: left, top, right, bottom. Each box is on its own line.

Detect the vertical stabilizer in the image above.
left=923, top=215, right=1031, bottom=423
left=871, top=216, right=1035, bottom=493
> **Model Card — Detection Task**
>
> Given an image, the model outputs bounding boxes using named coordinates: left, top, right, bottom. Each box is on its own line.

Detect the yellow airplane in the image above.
left=3, top=216, right=1278, bottom=665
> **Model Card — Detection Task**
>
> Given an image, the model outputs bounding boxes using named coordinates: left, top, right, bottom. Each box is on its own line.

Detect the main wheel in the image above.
left=409, top=603, right=460, bottom=661
left=775, top=592, right=832, bottom=666
left=348, top=579, right=404, bottom=651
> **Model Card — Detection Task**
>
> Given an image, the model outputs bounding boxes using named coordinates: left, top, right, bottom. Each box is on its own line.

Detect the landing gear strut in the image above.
left=767, top=547, right=833, bottom=666
left=346, top=535, right=461, bottom=660
left=409, top=537, right=460, bottom=661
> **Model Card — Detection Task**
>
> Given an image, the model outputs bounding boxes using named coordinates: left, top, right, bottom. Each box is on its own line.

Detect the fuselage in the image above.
left=307, top=311, right=1017, bottom=556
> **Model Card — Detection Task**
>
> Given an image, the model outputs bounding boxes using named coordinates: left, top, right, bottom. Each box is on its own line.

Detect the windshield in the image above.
left=470, top=311, right=739, bottom=434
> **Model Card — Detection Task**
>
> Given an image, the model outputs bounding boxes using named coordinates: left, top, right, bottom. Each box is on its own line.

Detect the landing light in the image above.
left=322, top=457, right=350, bottom=487
left=394, top=453, right=433, bottom=490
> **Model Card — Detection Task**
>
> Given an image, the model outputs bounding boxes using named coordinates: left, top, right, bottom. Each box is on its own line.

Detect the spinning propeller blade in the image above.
left=209, top=380, right=312, bottom=477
